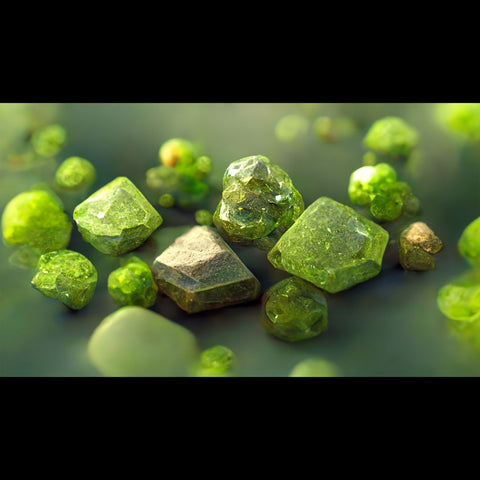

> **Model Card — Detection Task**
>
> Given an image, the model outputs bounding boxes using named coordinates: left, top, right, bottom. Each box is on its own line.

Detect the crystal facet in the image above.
left=152, top=226, right=261, bottom=313
left=261, top=276, right=328, bottom=342
left=31, top=249, right=97, bottom=309
left=268, top=197, right=389, bottom=293
left=213, top=155, right=304, bottom=251
left=73, top=176, right=163, bottom=256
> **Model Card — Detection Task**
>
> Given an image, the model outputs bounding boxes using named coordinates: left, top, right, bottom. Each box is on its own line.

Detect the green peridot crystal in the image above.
left=289, top=358, right=341, bottom=377
left=54, top=156, right=96, bottom=191
left=213, top=155, right=304, bottom=251
left=31, top=249, right=97, bottom=309
left=458, top=217, right=480, bottom=268
left=437, top=269, right=480, bottom=322
left=195, top=209, right=213, bottom=226
left=73, top=176, right=163, bottom=256
left=268, top=197, right=389, bottom=293
left=108, top=256, right=158, bottom=308
left=194, top=345, right=236, bottom=377
left=261, top=276, right=328, bottom=342
left=31, top=124, right=67, bottom=157
left=2, top=189, right=72, bottom=253
left=88, top=306, right=199, bottom=377
left=348, top=163, right=397, bottom=206
left=363, top=116, right=419, bottom=157
left=152, top=226, right=261, bottom=313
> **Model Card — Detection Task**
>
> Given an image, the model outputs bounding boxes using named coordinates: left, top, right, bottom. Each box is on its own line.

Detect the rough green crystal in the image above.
left=399, top=222, right=443, bottom=271
left=73, top=176, right=163, bottom=256
left=194, top=345, right=236, bottom=377
left=458, top=217, right=480, bottom=268
left=87, top=306, right=199, bottom=377
left=152, top=226, right=261, bottom=313
left=261, top=276, right=328, bottom=342
left=289, top=358, right=341, bottom=377
left=213, top=155, right=304, bottom=251
left=268, top=197, right=389, bottom=293
left=348, top=163, right=397, bottom=206
left=31, top=249, right=97, bottom=309
left=363, top=116, right=419, bottom=157
left=2, top=189, right=72, bottom=253
left=370, top=191, right=403, bottom=222
left=195, top=209, right=213, bottom=226
left=54, top=156, right=96, bottom=191
left=437, top=269, right=480, bottom=322
left=30, top=124, right=67, bottom=157
left=108, top=256, right=158, bottom=308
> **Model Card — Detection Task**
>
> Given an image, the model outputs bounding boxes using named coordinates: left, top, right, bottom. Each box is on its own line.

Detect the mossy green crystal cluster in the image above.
left=213, top=155, right=304, bottom=251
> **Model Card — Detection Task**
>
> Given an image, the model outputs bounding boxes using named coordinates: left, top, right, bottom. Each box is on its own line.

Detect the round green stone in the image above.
left=261, top=276, right=328, bottom=342
left=159, top=193, right=175, bottom=208
left=2, top=189, right=72, bottom=253
left=159, top=138, right=197, bottom=168
left=370, top=192, right=403, bottom=222
left=195, top=209, right=213, bottom=226
left=31, top=124, right=67, bottom=157
left=458, top=217, right=480, bottom=268
left=363, top=116, right=419, bottom=157
left=108, top=256, right=158, bottom=308
left=54, top=156, right=96, bottom=191
left=195, top=345, right=235, bottom=377
left=275, top=114, right=309, bottom=142
left=87, top=306, right=199, bottom=376
left=348, top=163, right=397, bottom=206
left=289, top=358, right=341, bottom=377
left=436, top=103, right=480, bottom=141
left=31, top=249, right=97, bottom=310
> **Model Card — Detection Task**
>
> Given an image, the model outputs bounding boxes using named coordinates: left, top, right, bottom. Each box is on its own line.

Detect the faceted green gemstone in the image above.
left=2, top=189, right=72, bottom=253
left=458, top=217, right=480, bottom=268
left=152, top=226, right=261, bottom=313
left=348, top=163, right=397, bottom=206
left=54, top=156, right=96, bottom=191
left=363, top=116, right=419, bottom=156
left=73, top=176, right=163, bottom=256
left=108, top=256, right=159, bottom=308
left=87, top=306, right=199, bottom=376
left=194, top=345, right=236, bottom=377
left=261, top=276, right=328, bottom=342
left=30, top=124, right=67, bottom=157
left=437, top=269, right=480, bottom=322
left=31, top=249, right=97, bottom=309
left=268, top=197, right=389, bottom=293
left=213, top=155, right=304, bottom=251
left=289, top=358, right=341, bottom=377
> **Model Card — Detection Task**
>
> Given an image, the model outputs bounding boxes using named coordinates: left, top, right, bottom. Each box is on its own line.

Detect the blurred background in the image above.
left=1, top=102, right=480, bottom=376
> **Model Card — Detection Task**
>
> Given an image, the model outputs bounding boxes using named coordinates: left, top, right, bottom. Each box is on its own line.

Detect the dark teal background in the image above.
left=1, top=103, right=480, bottom=376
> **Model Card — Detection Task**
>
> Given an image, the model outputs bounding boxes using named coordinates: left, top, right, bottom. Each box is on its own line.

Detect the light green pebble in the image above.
left=195, top=345, right=236, bottom=377
left=55, top=156, right=96, bottom=191
left=436, top=103, right=480, bottom=142
left=289, top=358, right=341, bottom=377
left=31, top=124, right=67, bottom=157
left=348, top=163, right=397, bottom=206
left=370, top=192, right=403, bottom=222
left=87, top=306, right=199, bottom=377
left=275, top=114, right=309, bottom=142
left=195, top=209, right=213, bottom=226
left=159, top=193, right=175, bottom=208
left=458, top=217, right=480, bottom=268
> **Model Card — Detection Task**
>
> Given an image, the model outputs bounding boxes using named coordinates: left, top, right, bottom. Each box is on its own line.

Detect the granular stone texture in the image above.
left=54, top=156, right=96, bottom=191
left=268, top=197, right=389, bottom=293
left=73, top=176, right=162, bottom=256
left=152, top=226, right=261, bottom=313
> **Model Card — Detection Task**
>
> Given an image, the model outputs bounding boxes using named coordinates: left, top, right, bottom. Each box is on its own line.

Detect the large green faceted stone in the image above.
left=2, top=189, right=72, bottom=253
left=458, top=217, right=480, bottom=268
left=73, top=176, right=163, bottom=256
left=107, top=256, right=159, bottom=308
left=152, top=226, right=261, bottom=313
left=31, top=249, right=97, bottom=309
left=213, top=155, right=304, bottom=251
left=87, top=306, right=199, bottom=377
left=268, top=197, right=389, bottom=293
left=261, top=276, right=328, bottom=342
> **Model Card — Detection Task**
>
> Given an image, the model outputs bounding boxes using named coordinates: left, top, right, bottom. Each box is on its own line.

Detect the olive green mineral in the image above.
left=73, top=176, right=163, bottom=256
left=194, top=345, right=236, bottom=377
left=87, top=306, right=199, bottom=377
left=267, top=197, right=389, bottom=293
left=54, top=156, right=96, bottom=191
left=31, top=249, right=97, bottom=309
left=152, top=226, right=261, bottom=313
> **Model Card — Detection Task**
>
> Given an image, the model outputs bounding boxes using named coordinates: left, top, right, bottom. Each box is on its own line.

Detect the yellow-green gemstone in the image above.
left=195, top=345, right=235, bottom=377
left=55, top=156, right=96, bottom=191
left=31, top=124, right=67, bottom=157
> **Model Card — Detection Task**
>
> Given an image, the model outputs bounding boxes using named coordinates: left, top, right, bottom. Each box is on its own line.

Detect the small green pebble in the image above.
left=195, top=345, right=235, bottom=377
left=108, top=256, right=158, bottom=308
left=363, top=116, right=418, bottom=157
left=314, top=116, right=357, bottom=142
left=30, top=124, right=67, bottom=157
left=196, top=155, right=212, bottom=175
left=159, top=138, right=197, bottom=168
left=289, top=358, right=341, bottom=377
left=458, top=217, right=480, bottom=268
left=195, top=209, right=213, bottom=226
left=370, top=192, right=403, bottom=222
left=348, top=163, right=397, bottom=206
left=159, top=193, right=175, bottom=208
left=31, top=249, right=97, bottom=310
left=54, top=156, right=96, bottom=191
left=436, top=103, right=480, bottom=141
left=275, top=114, right=309, bottom=142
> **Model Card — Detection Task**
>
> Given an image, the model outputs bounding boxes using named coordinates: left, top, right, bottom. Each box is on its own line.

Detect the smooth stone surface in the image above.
left=268, top=197, right=389, bottom=293
left=87, top=306, right=199, bottom=377
left=261, top=276, right=328, bottom=342
left=289, top=358, right=341, bottom=377
left=152, top=226, right=261, bottom=313
left=458, top=216, right=480, bottom=268
left=73, top=176, right=163, bottom=256
left=31, top=249, right=97, bottom=310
